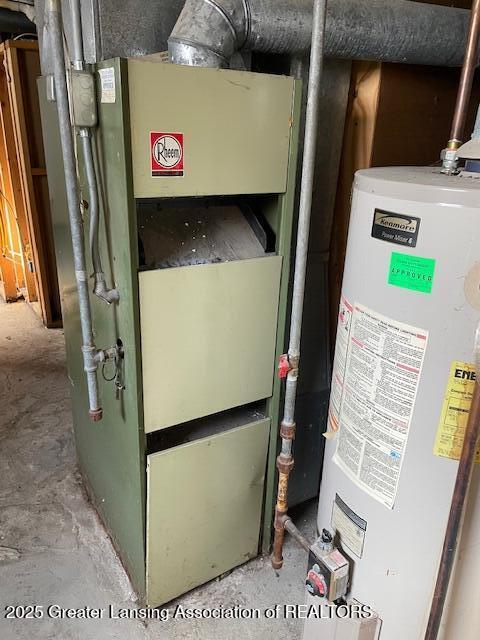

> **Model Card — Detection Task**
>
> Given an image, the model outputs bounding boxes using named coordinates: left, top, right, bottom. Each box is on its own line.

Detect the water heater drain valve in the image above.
left=306, top=529, right=349, bottom=602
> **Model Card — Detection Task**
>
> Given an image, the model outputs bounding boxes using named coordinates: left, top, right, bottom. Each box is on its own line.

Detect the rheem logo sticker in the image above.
left=150, top=132, right=184, bottom=177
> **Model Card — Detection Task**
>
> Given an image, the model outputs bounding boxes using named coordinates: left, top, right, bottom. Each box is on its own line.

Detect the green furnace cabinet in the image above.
left=39, top=58, right=301, bottom=607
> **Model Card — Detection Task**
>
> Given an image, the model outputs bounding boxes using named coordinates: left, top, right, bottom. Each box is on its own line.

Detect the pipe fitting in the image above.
left=280, top=421, right=296, bottom=441
left=45, top=0, right=59, bottom=13
left=441, top=147, right=460, bottom=175
left=95, top=344, right=121, bottom=364
left=448, top=139, right=462, bottom=150
left=168, top=0, right=249, bottom=67
left=276, top=454, right=294, bottom=476
left=274, top=509, right=289, bottom=531
left=93, top=273, right=119, bottom=304
left=288, top=353, right=300, bottom=370
left=89, top=407, right=103, bottom=422
left=81, top=345, right=98, bottom=373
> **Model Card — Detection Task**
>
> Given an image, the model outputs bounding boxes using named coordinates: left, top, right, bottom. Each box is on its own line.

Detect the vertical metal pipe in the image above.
left=79, top=132, right=101, bottom=276
left=79, top=131, right=119, bottom=304
left=424, top=329, right=480, bottom=639
left=271, top=0, right=327, bottom=570
left=69, top=0, right=85, bottom=70
left=46, top=0, right=102, bottom=421
left=447, top=0, right=480, bottom=149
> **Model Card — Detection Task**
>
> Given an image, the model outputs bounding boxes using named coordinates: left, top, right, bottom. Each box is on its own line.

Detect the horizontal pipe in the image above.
left=284, top=518, right=312, bottom=553
left=169, top=0, right=473, bottom=68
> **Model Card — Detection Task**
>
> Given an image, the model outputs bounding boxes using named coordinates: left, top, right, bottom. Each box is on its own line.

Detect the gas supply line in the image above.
left=271, top=0, right=327, bottom=571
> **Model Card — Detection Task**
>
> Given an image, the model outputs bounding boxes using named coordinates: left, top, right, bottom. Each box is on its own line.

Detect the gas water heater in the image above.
left=39, top=58, right=301, bottom=607
left=306, top=167, right=480, bottom=639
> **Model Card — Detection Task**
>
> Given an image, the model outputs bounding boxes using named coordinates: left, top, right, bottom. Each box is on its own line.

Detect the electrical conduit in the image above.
left=70, top=0, right=118, bottom=305
left=46, top=0, right=102, bottom=421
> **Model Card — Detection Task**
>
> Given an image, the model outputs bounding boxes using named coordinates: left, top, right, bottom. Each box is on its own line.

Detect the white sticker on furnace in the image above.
left=332, top=303, right=428, bottom=509
left=98, top=67, right=116, bottom=103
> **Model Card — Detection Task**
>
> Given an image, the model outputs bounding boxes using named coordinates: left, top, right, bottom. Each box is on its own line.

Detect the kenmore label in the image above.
left=371, top=209, right=420, bottom=247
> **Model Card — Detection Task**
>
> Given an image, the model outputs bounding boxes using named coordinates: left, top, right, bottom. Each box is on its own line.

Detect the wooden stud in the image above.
left=4, top=41, right=61, bottom=326
left=0, top=48, right=38, bottom=303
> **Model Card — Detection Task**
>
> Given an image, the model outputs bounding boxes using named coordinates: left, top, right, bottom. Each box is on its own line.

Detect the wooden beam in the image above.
left=0, top=55, right=38, bottom=303
left=0, top=201, right=18, bottom=302
left=31, top=167, right=47, bottom=176
left=7, top=40, right=39, bottom=52
left=5, top=41, right=62, bottom=327
left=6, top=43, right=53, bottom=322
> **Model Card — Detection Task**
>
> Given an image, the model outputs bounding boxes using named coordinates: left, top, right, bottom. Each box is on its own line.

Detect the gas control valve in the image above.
left=306, top=529, right=349, bottom=602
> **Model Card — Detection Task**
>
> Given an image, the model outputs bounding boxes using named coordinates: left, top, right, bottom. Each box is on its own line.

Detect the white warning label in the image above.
left=328, top=295, right=353, bottom=432
left=333, top=303, right=428, bottom=509
left=331, top=494, right=367, bottom=559
left=98, top=67, right=116, bottom=103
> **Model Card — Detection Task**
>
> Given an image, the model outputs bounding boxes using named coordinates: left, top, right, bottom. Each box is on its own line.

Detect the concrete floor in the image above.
left=0, top=300, right=318, bottom=640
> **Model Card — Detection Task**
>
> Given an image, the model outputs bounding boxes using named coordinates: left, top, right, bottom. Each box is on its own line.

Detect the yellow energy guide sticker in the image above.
left=434, top=361, right=480, bottom=464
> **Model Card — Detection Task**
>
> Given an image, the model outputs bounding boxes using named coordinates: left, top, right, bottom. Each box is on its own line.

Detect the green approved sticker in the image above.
left=388, top=252, right=436, bottom=294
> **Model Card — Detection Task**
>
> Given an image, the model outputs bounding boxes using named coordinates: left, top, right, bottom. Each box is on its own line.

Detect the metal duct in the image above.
left=0, top=7, right=36, bottom=33
left=168, top=0, right=473, bottom=68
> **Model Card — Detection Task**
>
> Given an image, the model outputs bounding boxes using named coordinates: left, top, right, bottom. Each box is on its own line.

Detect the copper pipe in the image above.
left=424, top=379, right=480, bottom=640
left=272, top=520, right=287, bottom=570
left=448, top=0, right=480, bottom=148
left=272, top=467, right=292, bottom=570
left=272, top=513, right=312, bottom=569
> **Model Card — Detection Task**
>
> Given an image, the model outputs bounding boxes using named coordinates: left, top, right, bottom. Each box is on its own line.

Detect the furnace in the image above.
left=39, top=58, right=301, bottom=607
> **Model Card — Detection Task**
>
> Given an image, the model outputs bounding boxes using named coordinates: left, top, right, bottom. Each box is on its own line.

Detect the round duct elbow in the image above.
left=169, top=0, right=473, bottom=70
left=168, top=0, right=248, bottom=68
